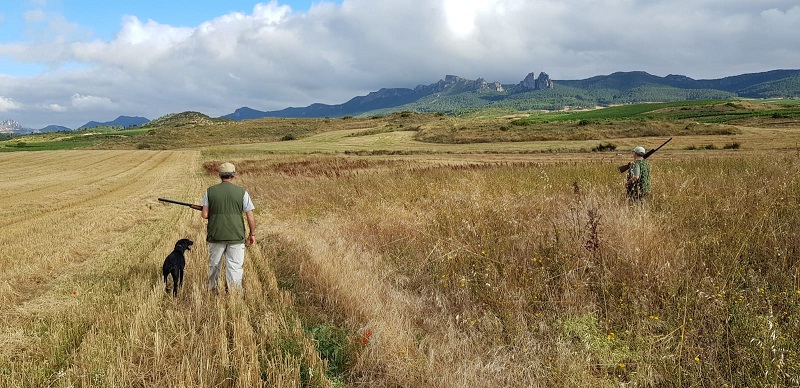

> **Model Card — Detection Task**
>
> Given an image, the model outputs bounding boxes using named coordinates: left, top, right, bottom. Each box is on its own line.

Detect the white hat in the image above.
left=632, top=146, right=646, bottom=156
left=218, top=162, right=235, bottom=173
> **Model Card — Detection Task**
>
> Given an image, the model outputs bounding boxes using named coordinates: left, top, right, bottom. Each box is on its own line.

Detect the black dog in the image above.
left=162, top=239, right=194, bottom=297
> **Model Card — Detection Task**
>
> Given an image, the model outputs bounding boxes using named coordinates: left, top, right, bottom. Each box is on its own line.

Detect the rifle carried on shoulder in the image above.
left=618, top=137, right=672, bottom=173
left=158, top=197, right=202, bottom=211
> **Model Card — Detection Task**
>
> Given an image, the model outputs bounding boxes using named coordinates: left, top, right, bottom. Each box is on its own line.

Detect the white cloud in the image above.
left=0, top=96, right=22, bottom=112
left=41, top=103, right=67, bottom=112
left=70, top=93, right=114, bottom=110
left=442, top=0, right=502, bottom=38
left=70, top=16, right=193, bottom=70
left=24, top=9, right=46, bottom=23
left=2, top=0, right=800, bottom=129
left=761, top=5, right=800, bottom=28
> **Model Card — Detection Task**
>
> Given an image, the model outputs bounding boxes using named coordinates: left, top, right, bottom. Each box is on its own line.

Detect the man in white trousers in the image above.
left=201, top=162, right=256, bottom=292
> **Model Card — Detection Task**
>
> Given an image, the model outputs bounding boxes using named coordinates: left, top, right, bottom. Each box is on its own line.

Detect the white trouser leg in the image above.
left=208, top=242, right=227, bottom=290
left=225, top=243, right=245, bottom=289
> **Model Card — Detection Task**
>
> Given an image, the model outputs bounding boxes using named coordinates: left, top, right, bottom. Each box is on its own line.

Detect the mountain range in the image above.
left=221, top=69, right=800, bottom=120
left=0, top=116, right=151, bottom=135
left=0, top=120, right=70, bottom=135
left=3, top=69, right=800, bottom=133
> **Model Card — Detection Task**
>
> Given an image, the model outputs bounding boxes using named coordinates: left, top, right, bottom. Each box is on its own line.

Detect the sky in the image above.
left=1, top=0, right=799, bottom=129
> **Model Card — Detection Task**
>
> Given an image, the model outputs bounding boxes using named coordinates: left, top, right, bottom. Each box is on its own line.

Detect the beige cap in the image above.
left=218, top=162, right=235, bottom=173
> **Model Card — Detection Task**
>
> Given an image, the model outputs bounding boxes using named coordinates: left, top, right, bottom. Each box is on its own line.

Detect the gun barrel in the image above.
left=158, top=198, right=202, bottom=210
left=617, top=137, right=672, bottom=173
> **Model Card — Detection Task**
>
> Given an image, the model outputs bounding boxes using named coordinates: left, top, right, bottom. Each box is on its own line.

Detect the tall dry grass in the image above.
left=237, top=153, right=799, bottom=386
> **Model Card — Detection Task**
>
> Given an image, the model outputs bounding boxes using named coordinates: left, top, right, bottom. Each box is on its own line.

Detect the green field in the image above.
left=0, top=127, right=151, bottom=152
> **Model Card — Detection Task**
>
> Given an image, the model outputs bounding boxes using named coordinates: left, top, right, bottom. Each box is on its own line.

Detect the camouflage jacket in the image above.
left=626, top=159, right=651, bottom=198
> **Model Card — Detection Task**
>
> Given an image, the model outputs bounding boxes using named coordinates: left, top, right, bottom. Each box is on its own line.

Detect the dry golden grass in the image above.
left=229, top=147, right=799, bottom=386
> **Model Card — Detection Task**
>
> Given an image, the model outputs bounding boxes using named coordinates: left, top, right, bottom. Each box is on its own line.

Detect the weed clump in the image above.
left=591, top=143, right=617, bottom=152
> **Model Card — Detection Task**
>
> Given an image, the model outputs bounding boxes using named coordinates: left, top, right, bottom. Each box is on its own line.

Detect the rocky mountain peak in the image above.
left=443, top=75, right=465, bottom=84
left=0, top=119, right=25, bottom=134
left=516, top=72, right=553, bottom=92
left=417, top=75, right=507, bottom=94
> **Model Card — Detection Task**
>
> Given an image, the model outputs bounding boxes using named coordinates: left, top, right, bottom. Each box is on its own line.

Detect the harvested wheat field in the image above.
left=0, top=150, right=357, bottom=387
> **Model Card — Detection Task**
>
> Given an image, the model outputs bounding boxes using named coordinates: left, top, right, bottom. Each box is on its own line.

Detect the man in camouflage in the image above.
left=626, top=146, right=651, bottom=202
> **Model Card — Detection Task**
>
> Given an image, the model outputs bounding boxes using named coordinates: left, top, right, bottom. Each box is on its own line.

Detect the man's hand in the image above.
left=245, top=210, right=256, bottom=246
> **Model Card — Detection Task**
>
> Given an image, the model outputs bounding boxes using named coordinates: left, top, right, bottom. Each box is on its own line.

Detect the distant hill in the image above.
left=736, top=76, right=800, bottom=98
left=79, top=116, right=149, bottom=129
left=39, top=125, right=72, bottom=132
left=141, top=111, right=232, bottom=128
left=556, top=69, right=800, bottom=94
left=221, top=69, right=800, bottom=120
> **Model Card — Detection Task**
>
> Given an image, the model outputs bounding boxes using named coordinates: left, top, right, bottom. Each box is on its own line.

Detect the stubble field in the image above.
left=0, top=112, right=798, bottom=387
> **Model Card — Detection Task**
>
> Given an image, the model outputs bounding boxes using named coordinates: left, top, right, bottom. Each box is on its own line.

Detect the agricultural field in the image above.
left=0, top=101, right=798, bottom=386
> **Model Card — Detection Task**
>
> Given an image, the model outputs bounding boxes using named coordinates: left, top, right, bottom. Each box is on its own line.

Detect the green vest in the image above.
left=206, top=182, right=246, bottom=243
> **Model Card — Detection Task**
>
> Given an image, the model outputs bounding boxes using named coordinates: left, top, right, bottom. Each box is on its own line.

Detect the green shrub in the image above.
left=308, top=324, right=354, bottom=378
left=591, top=143, right=617, bottom=152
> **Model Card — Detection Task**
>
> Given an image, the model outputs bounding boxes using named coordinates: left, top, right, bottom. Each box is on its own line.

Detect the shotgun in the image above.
left=618, top=137, right=672, bottom=173
left=158, top=197, right=202, bottom=211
